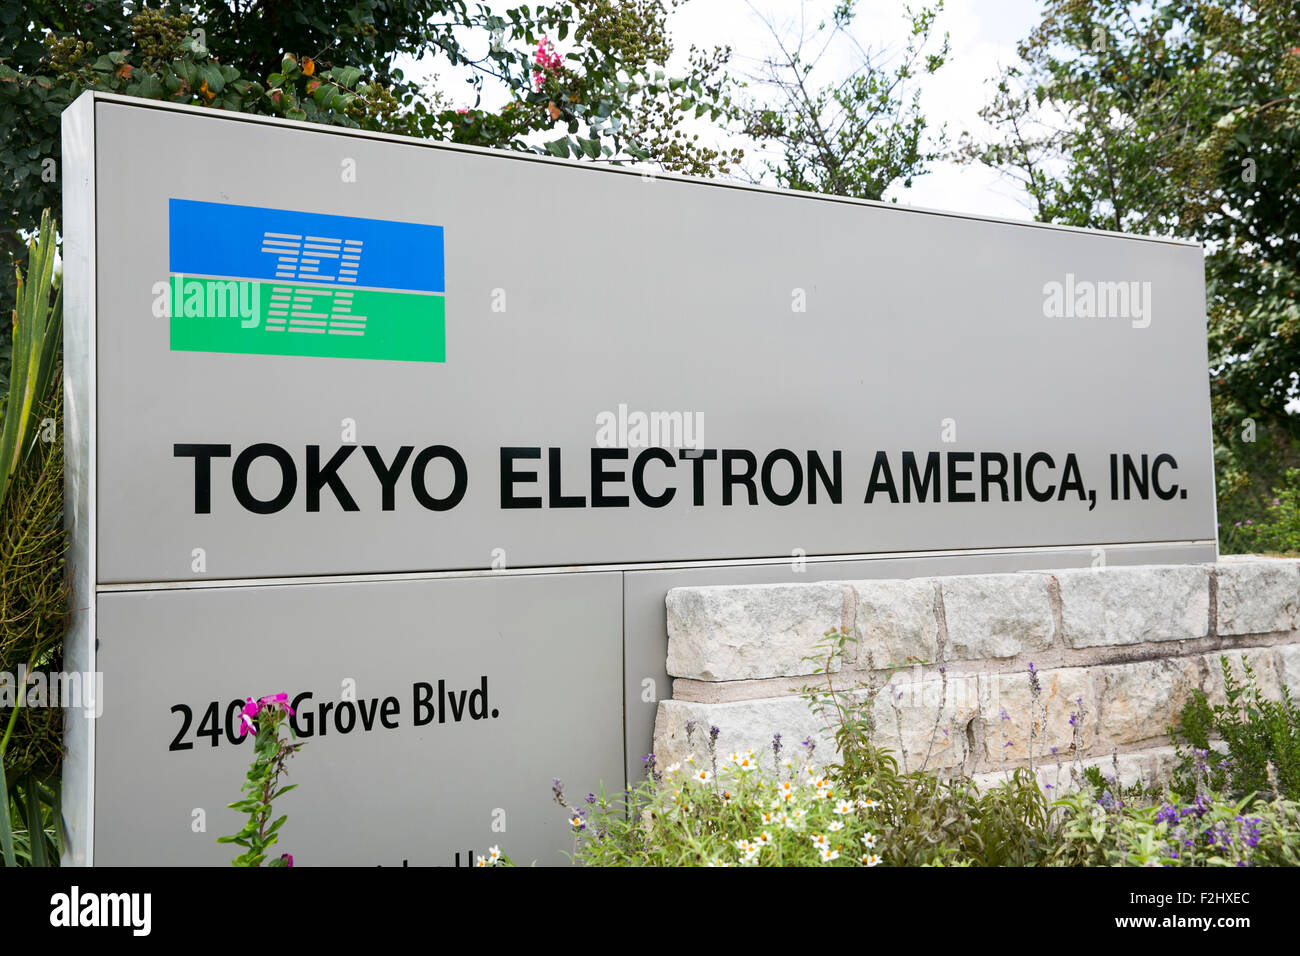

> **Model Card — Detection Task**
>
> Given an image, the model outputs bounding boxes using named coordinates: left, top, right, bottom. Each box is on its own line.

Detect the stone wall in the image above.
left=652, top=558, right=1300, bottom=792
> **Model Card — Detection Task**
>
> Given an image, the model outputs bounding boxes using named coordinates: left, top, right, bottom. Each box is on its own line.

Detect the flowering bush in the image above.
left=556, top=747, right=889, bottom=867
left=493, top=634, right=1300, bottom=867
left=1050, top=788, right=1300, bottom=866
left=217, top=694, right=302, bottom=867
left=1168, top=656, right=1300, bottom=801
left=1219, top=470, right=1300, bottom=555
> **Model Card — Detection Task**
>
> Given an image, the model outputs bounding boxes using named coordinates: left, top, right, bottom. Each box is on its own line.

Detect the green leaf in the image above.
left=198, top=63, right=225, bottom=94
left=544, top=138, right=569, bottom=158
left=22, top=775, right=47, bottom=867
left=0, top=761, right=16, bottom=868
left=333, top=66, right=363, bottom=89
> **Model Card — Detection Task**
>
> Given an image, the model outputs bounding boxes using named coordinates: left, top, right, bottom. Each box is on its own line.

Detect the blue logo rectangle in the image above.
left=168, top=199, right=445, bottom=293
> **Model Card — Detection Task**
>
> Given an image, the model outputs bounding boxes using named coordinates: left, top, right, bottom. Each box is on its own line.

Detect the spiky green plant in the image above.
left=0, top=209, right=67, bottom=866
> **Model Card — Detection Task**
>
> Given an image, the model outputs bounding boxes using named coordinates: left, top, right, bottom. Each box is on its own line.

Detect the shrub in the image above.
left=545, top=627, right=1058, bottom=867
left=558, top=754, right=889, bottom=867
left=1168, top=656, right=1300, bottom=801
left=1221, top=469, right=1300, bottom=554
left=502, top=636, right=1300, bottom=867
left=0, top=209, right=66, bottom=867
left=1050, top=787, right=1300, bottom=866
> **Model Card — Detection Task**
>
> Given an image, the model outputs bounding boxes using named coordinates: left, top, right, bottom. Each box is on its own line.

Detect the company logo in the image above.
left=163, top=199, right=445, bottom=361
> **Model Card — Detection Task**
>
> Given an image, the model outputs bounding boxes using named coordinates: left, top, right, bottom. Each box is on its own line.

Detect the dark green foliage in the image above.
left=0, top=209, right=67, bottom=781
left=964, top=1, right=1300, bottom=548
left=0, top=762, right=63, bottom=866
left=1221, top=469, right=1300, bottom=554
left=0, top=209, right=66, bottom=865
left=864, top=763, right=1053, bottom=867
left=0, top=387, right=67, bottom=779
left=1169, top=655, right=1300, bottom=801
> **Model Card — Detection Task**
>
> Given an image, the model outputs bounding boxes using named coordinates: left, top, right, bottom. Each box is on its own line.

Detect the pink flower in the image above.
left=258, top=692, right=295, bottom=717
left=280, top=853, right=294, bottom=867
left=239, top=693, right=295, bottom=737
left=238, top=697, right=261, bottom=738
left=532, top=35, right=562, bottom=90
left=456, top=108, right=468, bottom=114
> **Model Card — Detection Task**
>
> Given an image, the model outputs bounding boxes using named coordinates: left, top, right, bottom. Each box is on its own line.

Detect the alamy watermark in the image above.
left=0, top=667, right=103, bottom=718
left=595, top=403, right=704, bottom=450
left=1042, top=273, right=1152, bottom=328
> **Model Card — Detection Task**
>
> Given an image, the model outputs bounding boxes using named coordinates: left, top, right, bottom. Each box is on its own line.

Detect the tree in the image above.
left=730, top=0, right=949, bottom=200
left=961, top=0, right=1300, bottom=540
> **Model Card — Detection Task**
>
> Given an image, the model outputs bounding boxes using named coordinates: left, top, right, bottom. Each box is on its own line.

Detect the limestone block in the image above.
left=942, top=573, right=1053, bottom=660
left=981, top=666, right=1093, bottom=762
left=870, top=670, right=981, bottom=770
left=1094, top=658, right=1202, bottom=747
left=666, top=583, right=844, bottom=681
left=1057, top=565, right=1208, bottom=647
left=652, top=697, right=835, bottom=774
left=850, top=578, right=940, bottom=670
left=1216, top=561, right=1300, bottom=636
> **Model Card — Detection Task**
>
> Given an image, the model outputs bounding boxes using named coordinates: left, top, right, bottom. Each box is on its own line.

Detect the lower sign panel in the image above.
left=94, top=572, right=623, bottom=865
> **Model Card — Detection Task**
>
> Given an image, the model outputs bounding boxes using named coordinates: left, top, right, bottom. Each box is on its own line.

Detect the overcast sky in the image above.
left=403, top=0, right=1045, bottom=221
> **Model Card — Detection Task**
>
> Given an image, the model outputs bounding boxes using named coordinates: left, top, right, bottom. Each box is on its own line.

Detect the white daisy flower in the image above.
left=820, top=848, right=841, bottom=863
left=827, top=821, right=844, bottom=832
left=861, top=832, right=878, bottom=848
left=488, top=845, right=501, bottom=863
left=693, top=769, right=712, bottom=783
left=834, top=800, right=855, bottom=815
left=810, top=833, right=829, bottom=849
left=863, top=852, right=882, bottom=867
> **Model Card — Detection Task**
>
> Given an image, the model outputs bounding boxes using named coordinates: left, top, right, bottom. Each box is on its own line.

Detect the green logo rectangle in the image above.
left=168, top=276, right=445, bottom=363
